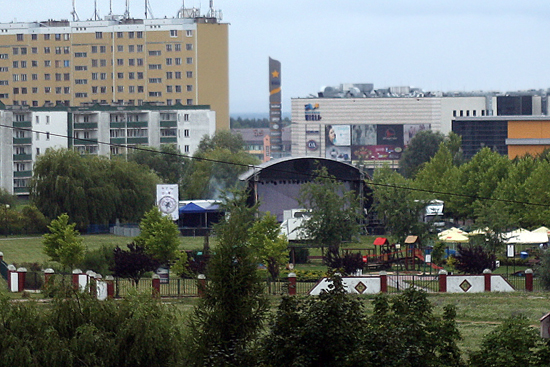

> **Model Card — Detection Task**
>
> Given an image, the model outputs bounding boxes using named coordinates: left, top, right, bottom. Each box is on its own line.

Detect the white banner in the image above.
left=157, top=184, right=179, bottom=220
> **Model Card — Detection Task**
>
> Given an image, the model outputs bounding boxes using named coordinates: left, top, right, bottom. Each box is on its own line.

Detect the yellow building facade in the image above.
left=0, top=16, right=229, bottom=130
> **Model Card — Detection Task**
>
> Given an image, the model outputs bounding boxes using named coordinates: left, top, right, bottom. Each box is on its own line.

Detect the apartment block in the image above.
left=0, top=102, right=215, bottom=195
left=0, top=14, right=228, bottom=130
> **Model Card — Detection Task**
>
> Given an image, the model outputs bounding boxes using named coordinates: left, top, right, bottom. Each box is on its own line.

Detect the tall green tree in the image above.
left=42, top=213, right=85, bottom=271
left=134, top=206, right=180, bottom=266
left=183, top=131, right=259, bottom=199
left=128, top=144, right=189, bottom=185
left=185, top=189, right=267, bottom=366
left=297, top=166, right=361, bottom=269
left=399, top=130, right=445, bottom=178
left=248, top=212, right=289, bottom=281
left=31, top=148, right=159, bottom=229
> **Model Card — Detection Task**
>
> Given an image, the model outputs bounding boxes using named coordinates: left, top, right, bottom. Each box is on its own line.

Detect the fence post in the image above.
left=86, top=271, right=97, bottom=296
left=16, top=267, right=27, bottom=292
left=483, top=269, right=492, bottom=292
left=105, top=275, right=115, bottom=299
left=525, top=268, right=534, bottom=292
left=380, top=271, right=388, bottom=293
left=438, top=269, right=448, bottom=293
left=288, top=272, right=297, bottom=295
left=0, top=251, right=3, bottom=261
left=197, top=274, right=206, bottom=298
left=7, top=265, right=16, bottom=292
left=44, top=268, right=55, bottom=287
left=152, top=274, right=161, bottom=298
left=72, top=269, right=84, bottom=290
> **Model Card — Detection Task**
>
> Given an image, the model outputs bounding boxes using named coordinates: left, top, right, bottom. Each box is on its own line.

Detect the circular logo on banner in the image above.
left=159, top=196, right=177, bottom=214
left=307, top=140, right=318, bottom=151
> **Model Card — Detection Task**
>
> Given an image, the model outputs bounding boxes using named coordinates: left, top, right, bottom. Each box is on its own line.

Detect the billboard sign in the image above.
left=157, top=184, right=179, bottom=221
left=269, top=57, right=283, bottom=152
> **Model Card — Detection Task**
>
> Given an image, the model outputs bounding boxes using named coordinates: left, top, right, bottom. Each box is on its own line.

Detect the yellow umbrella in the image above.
left=438, top=231, right=470, bottom=243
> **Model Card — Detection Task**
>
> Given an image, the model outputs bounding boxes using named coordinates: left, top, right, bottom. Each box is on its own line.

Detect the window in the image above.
left=21, top=87, right=27, bottom=94
left=117, top=86, right=124, bottom=92
left=64, top=34, right=70, bottom=41
left=92, top=73, right=98, bottom=80
left=17, top=34, right=23, bottom=41
left=128, top=31, right=135, bottom=39
left=21, top=47, right=27, bottom=55
left=117, top=45, right=124, bottom=52
left=128, top=45, right=134, bottom=53
left=92, top=59, right=98, bottom=67
left=64, top=73, right=70, bottom=81
left=64, top=87, right=70, bottom=94
left=129, top=86, right=135, bottom=93
left=96, top=32, right=103, bottom=39
left=44, top=87, right=51, bottom=93
left=137, top=86, right=144, bottom=93
left=55, top=47, right=61, bottom=54
left=55, top=60, right=62, bottom=68
left=75, top=92, right=88, bottom=98
left=184, top=129, right=189, bottom=137
left=149, top=50, right=161, bottom=56
left=44, top=73, right=51, bottom=80
left=184, top=113, right=189, bottom=121
left=75, top=79, right=87, bottom=84
left=44, top=34, right=50, bottom=40
left=175, top=43, right=182, bottom=51
left=117, top=72, right=124, bottom=79
left=44, top=47, right=50, bottom=54
left=31, top=47, right=37, bottom=54
left=137, top=58, right=144, bottom=66
left=149, top=78, right=162, bottom=83
left=55, top=33, right=61, bottom=41
left=46, top=132, right=50, bottom=140
left=117, top=32, right=123, bottom=38
left=0, top=67, right=8, bottom=72
left=12, top=61, right=18, bottom=68
left=184, top=145, right=189, bottom=153
left=100, top=59, right=107, bottom=67
left=0, top=80, right=7, bottom=85
left=64, top=60, right=70, bottom=67
left=100, top=86, right=107, bottom=93
left=20, top=61, right=26, bottom=68
left=46, top=116, right=50, bottom=124
left=186, top=57, right=193, bottom=64
left=55, top=73, right=62, bottom=81
left=166, top=58, right=173, bottom=65
left=186, top=30, right=193, bottom=37
left=92, top=86, right=98, bottom=94
left=186, top=84, right=193, bottom=92
left=64, top=47, right=70, bottom=54
left=149, top=64, right=161, bottom=70
left=175, top=85, right=182, bottom=93
left=128, top=72, right=135, bottom=79
left=75, top=52, right=87, bottom=57
left=128, top=58, right=135, bottom=66
left=186, top=43, right=193, bottom=51
left=166, top=72, right=173, bottom=79
left=100, top=73, right=107, bottom=80
left=12, top=74, right=19, bottom=82
left=55, top=87, right=61, bottom=94
left=117, top=58, right=124, bottom=66
left=45, top=60, right=52, bottom=67
left=32, top=60, right=38, bottom=67
left=170, top=30, right=178, bottom=37
left=175, top=57, right=182, bottom=65
left=91, top=45, right=98, bottom=53
left=32, top=87, right=38, bottom=93
left=75, top=65, right=87, bottom=71
left=186, top=99, right=193, bottom=105
left=137, top=31, right=143, bottom=38
left=137, top=72, right=143, bottom=79
left=186, top=71, right=193, bottom=78
left=166, top=85, right=173, bottom=93
left=100, top=45, right=106, bottom=53
left=175, top=71, right=182, bottom=79
left=31, top=34, right=37, bottom=41
left=166, top=44, right=172, bottom=52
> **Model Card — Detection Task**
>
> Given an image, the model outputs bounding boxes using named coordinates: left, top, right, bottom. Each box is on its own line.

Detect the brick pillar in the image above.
left=380, top=271, right=388, bottom=293
left=44, top=268, right=55, bottom=286
left=105, top=275, right=115, bottom=299
left=197, top=274, right=206, bottom=298
left=86, top=271, right=97, bottom=295
left=152, top=274, right=161, bottom=298
left=288, top=272, right=297, bottom=295
left=483, top=269, right=492, bottom=292
left=0, top=251, right=3, bottom=261
left=16, top=267, right=27, bottom=292
left=72, top=269, right=83, bottom=290
left=7, top=265, right=16, bottom=292
left=525, top=268, right=534, bottom=292
left=438, top=269, right=448, bottom=293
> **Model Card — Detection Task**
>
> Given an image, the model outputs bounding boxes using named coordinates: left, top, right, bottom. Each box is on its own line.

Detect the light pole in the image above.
left=4, top=204, right=9, bottom=238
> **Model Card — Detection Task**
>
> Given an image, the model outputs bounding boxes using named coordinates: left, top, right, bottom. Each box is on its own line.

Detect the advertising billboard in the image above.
left=269, top=57, right=282, bottom=153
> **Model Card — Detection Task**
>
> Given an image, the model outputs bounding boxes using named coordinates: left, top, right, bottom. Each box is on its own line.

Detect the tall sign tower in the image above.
left=269, top=57, right=283, bottom=158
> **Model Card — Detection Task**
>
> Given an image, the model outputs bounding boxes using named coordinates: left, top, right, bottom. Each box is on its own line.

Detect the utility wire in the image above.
left=1, top=123, right=548, bottom=208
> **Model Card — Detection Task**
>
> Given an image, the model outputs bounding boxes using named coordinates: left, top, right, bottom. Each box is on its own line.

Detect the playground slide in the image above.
left=414, top=251, right=443, bottom=270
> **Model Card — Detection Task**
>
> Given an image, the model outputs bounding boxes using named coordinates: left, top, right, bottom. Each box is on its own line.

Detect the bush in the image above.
left=291, top=247, right=309, bottom=264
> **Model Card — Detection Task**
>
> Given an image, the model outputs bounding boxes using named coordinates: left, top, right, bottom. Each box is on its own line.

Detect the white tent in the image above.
left=504, top=228, right=549, bottom=244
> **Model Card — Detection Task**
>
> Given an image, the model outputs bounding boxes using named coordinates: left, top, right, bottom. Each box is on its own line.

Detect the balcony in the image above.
left=14, top=187, right=29, bottom=194
left=14, top=170, right=32, bottom=178
left=126, top=121, right=148, bottom=128
left=74, top=122, right=98, bottom=129
left=127, top=137, right=148, bottom=144
left=160, top=137, right=177, bottom=144
left=160, top=120, right=177, bottom=127
left=110, top=122, right=125, bottom=128
left=110, top=138, right=126, bottom=144
left=73, top=138, right=98, bottom=145
left=13, top=121, right=32, bottom=128
left=13, top=154, right=32, bottom=161
left=13, top=137, right=32, bottom=145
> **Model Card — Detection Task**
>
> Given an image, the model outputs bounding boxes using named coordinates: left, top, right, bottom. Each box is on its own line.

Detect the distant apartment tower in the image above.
left=0, top=12, right=228, bottom=130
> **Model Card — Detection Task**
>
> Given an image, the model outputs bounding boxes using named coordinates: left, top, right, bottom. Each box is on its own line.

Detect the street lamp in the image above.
left=4, top=204, right=9, bottom=238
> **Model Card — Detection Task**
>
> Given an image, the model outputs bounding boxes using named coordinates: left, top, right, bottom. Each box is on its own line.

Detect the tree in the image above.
left=183, top=131, right=259, bottom=199
left=0, top=187, right=17, bottom=207
left=373, top=166, right=428, bottom=244
left=454, top=244, right=496, bottom=274
left=128, top=144, right=190, bottom=186
left=399, top=130, right=445, bottom=178
left=184, top=189, right=267, bottom=366
left=134, top=206, right=180, bottom=266
left=248, top=212, right=289, bottom=281
left=112, top=243, right=159, bottom=286
left=297, top=166, right=361, bottom=269
left=260, top=274, right=366, bottom=367
left=31, top=148, right=159, bottom=229
left=42, top=213, right=85, bottom=271
left=20, top=205, right=48, bottom=234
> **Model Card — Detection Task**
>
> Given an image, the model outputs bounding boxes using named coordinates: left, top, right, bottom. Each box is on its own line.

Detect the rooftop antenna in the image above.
left=109, top=0, right=113, bottom=15
left=71, top=0, right=80, bottom=21
left=208, top=0, right=214, bottom=17
left=124, top=0, right=130, bottom=19
left=145, top=0, right=154, bottom=19
left=92, top=0, right=100, bottom=20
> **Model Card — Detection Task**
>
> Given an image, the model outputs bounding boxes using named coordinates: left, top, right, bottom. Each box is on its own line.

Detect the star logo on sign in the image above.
left=271, top=70, right=279, bottom=78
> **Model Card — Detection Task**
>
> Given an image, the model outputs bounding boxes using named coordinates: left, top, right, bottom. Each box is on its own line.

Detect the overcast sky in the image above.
left=5, top=1, right=550, bottom=115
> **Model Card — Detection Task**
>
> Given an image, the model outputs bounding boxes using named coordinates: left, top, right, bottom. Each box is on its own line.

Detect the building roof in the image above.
left=232, top=128, right=291, bottom=142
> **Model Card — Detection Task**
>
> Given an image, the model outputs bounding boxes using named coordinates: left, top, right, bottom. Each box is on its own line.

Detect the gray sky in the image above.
left=5, top=1, right=550, bottom=115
